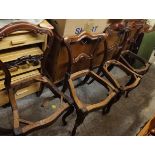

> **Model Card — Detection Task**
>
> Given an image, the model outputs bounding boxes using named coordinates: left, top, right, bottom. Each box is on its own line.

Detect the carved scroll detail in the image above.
left=73, top=53, right=92, bottom=64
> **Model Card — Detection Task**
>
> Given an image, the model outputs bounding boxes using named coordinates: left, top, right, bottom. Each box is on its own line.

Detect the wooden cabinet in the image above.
left=47, top=35, right=106, bottom=83
left=0, top=20, right=53, bottom=106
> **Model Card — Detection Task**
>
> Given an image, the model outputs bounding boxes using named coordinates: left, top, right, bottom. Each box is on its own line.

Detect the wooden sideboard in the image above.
left=47, top=32, right=106, bottom=83
left=0, top=20, right=53, bottom=106
left=47, top=20, right=150, bottom=83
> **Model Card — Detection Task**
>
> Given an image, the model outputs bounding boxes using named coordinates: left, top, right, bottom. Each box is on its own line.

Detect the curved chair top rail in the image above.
left=0, top=21, right=53, bottom=39
left=64, top=31, right=107, bottom=43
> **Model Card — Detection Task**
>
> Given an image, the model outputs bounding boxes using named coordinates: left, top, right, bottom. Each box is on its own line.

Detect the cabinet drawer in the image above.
left=0, top=70, right=40, bottom=90
left=0, top=47, right=43, bottom=62
left=0, top=33, right=46, bottom=51
left=0, top=47, right=42, bottom=80
left=0, top=82, right=40, bottom=106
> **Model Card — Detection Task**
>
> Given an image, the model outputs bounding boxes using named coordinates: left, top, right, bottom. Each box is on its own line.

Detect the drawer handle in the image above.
left=11, top=40, right=26, bottom=46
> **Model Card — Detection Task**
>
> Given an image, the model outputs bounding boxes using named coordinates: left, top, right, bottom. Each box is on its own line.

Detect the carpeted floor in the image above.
left=0, top=64, right=155, bottom=136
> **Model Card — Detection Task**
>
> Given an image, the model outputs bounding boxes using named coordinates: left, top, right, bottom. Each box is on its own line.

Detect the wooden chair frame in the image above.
left=102, top=60, right=141, bottom=97
left=119, top=50, right=151, bottom=75
left=87, top=23, right=142, bottom=97
left=0, top=22, right=73, bottom=135
left=61, top=32, right=118, bottom=135
left=117, top=20, right=151, bottom=75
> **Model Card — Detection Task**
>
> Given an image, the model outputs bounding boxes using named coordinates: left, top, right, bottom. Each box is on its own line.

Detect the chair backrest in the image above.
left=103, top=22, right=128, bottom=61
left=0, top=22, right=54, bottom=88
left=63, top=31, right=107, bottom=74
left=122, top=20, right=149, bottom=53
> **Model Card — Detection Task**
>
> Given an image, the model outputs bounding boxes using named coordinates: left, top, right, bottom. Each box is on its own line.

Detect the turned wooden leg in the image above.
left=62, top=106, right=74, bottom=126
left=71, top=111, right=86, bottom=136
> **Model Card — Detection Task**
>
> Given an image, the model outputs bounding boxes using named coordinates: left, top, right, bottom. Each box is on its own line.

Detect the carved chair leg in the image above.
left=102, top=94, right=121, bottom=115
left=62, top=105, right=74, bottom=126
left=75, top=75, right=90, bottom=88
left=102, top=101, right=113, bottom=115
left=71, top=110, right=86, bottom=136
left=36, top=82, right=45, bottom=97
left=124, top=91, right=129, bottom=98
left=62, top=81, right=68, bottom=93
left=8, top=89, right=21, bottom=135
left=62, top=74, right=69, bottom=93
left=124, top=75, right=137, bottom=98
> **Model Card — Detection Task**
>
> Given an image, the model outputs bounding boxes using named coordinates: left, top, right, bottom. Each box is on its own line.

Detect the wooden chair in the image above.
left=117, top=20, right=151, bottom=75
left=119, top=50, right=151, bottom=75
left=102, top=59, right=141, bottom=97
left=0, top=22, right=73, bottom=135
left=86, top=23, right=142, bottom=97
left=61, top=32, right=118, bottom=135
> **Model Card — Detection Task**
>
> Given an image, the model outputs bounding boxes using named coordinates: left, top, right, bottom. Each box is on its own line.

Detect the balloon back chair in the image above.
left=0, top=22, right=73, bottom=135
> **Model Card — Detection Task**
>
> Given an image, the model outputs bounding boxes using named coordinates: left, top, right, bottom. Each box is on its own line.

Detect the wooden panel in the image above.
left=0, top=63, right=41, bottom=80
left=0, top=47, right=43, bottom=80
left=0, top=82, right=40, bottom=106
left=0, top=70, right=40, bottom=90
left=0, top=33, right=45, bottom=51
left=0, top=47, right=43, bottom=62
left=47, top=38, right=106, bottom=83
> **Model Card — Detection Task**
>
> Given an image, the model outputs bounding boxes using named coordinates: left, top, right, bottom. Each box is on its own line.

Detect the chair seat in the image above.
left=119, top=50, right=151, bottom=75
left=8, top=74, right=70, bottom=135
left=19, top=103, right=69, bottom=134
left=103, top=59, right=141, bottom=92
left=68, top=69, right=117, bottom=112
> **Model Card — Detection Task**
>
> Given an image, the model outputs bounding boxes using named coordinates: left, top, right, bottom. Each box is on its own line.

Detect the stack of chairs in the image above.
left=61, top=20, right=151, bottom=135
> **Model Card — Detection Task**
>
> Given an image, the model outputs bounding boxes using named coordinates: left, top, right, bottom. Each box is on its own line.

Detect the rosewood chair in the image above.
left=61, top=32, right=118, bottom=135
left=0, top=22, right=73, bottom=135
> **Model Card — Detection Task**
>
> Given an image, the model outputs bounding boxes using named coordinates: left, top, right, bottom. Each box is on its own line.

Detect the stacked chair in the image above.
left=0, top=20, right=151, bottom=135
